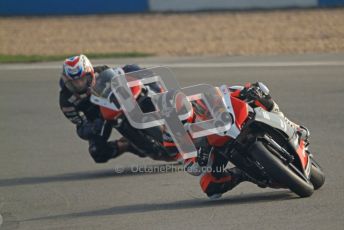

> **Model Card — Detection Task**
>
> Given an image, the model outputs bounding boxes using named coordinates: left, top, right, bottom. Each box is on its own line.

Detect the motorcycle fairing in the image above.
left=254, top=107, right=295, bottom=139
left=220, top=85, right=247, bottom=139
left=253, top=107, right=310, bottom=172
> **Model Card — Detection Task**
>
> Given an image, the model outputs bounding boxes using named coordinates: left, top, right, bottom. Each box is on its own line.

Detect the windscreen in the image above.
left=92, top=68, right=115, bottom=98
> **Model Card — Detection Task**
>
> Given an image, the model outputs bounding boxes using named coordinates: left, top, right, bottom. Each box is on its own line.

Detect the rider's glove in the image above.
left=239, top=82, right=275, bottom=111
left=242, top=82, right=262, bottom=101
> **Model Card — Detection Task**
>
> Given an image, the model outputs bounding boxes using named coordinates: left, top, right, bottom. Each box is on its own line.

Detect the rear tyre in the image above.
left=309, top=158, right=325, bottom=190
left=249, top=141, right=314, bottom=197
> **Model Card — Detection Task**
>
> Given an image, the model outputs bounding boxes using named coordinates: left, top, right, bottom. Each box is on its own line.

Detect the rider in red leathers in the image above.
left=163, top=82, right=309, bottom=199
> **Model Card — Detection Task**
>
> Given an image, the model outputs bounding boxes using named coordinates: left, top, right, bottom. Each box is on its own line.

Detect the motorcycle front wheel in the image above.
left=309, top=157, right=325, bottom=190
left=248, top=141, right=314, bottom=197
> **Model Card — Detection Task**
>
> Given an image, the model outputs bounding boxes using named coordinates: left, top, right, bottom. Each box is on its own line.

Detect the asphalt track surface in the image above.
left=1, top=54, right=344, bottom=230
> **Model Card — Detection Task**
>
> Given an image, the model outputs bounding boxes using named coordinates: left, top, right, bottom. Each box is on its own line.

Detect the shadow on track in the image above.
left=25, top=191, right=296, bottom=222
left=0, top=163, right=181, bottom=187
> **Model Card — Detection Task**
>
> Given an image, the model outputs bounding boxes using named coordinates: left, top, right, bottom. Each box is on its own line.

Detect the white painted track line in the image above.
left=0, top=61, right=343, bottom=70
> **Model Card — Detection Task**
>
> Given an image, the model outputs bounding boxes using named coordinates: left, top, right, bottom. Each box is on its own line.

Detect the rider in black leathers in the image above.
left=59, top=54, right=147, bottom=163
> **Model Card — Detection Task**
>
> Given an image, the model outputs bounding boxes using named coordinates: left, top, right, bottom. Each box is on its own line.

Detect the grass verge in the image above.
left=0, top=52, right=153, bottom=63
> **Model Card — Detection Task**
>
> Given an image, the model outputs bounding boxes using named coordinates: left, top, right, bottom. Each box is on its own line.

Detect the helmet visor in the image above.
left=65, top=74, right=91, bottom=93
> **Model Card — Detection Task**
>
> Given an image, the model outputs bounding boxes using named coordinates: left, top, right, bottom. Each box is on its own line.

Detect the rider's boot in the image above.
left=203, top=167, right=253, bottom=200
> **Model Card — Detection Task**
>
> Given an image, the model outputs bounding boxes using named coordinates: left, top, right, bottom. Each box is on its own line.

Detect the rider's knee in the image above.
left=88, top=141, right=116, bottom=163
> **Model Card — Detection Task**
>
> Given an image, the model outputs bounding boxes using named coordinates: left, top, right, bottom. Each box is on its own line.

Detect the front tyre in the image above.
left=249, top=141, right=314, bottom=197
left=309, top=158, right=325, bottom=190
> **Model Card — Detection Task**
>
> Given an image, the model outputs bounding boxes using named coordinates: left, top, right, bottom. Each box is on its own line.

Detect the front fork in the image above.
left=260, top=134, right=312, bottom=181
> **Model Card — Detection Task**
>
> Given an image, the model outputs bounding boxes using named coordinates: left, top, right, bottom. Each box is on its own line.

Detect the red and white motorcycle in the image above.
left=90, top=68, right=175, bottom=161
left=202, top=84, right=325, bottom=197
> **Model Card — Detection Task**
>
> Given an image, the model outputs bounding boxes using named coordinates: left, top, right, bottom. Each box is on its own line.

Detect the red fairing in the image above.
left=206, top=95, right=248, bottom=147
left=100, top=107, right=122, bottom=120
left=296, top=140, right=309, bottom=169
left=230, top=96, right=249, bottom=129
left=192, top=99, right=230, bottom=146
left=100, top=83, right=142, bottom=121
left=131, top=84, right=142, bottom=99
left=207, top=134, right=231, bottom=147
left=126, top=75, right=143, bottom=99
